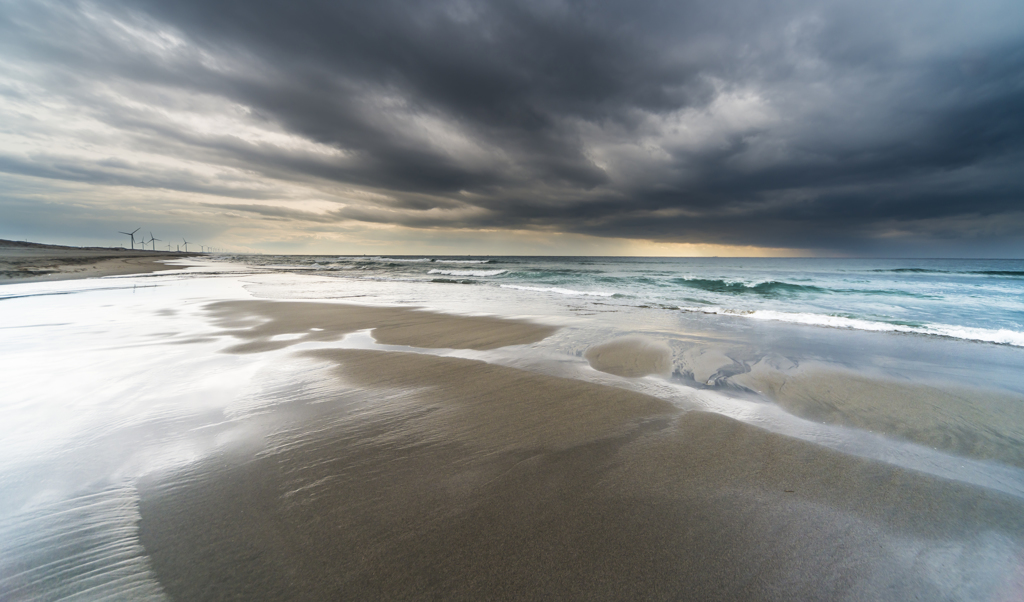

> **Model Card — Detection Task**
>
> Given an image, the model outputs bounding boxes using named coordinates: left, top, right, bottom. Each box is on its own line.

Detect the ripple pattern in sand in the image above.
left=0, top=486, right=167, bottom=602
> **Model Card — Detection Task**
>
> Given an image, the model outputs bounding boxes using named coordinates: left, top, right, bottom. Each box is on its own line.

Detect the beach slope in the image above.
left=0, top=239, right=193, bottom=283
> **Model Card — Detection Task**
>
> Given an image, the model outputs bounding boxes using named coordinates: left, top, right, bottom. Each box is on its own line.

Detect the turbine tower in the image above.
left=148, top=232, right=161, bottom=251
left=118, top=228, right=140, bottom=249
left=182, top=238, right=190, bottom=252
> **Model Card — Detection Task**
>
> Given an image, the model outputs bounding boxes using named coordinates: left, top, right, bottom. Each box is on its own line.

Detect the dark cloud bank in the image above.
left=1, top=0, right=1023, bottom=254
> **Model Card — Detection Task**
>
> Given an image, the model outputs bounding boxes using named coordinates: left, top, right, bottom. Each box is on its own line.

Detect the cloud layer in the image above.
left=1, top=0, right=1022, bottom=254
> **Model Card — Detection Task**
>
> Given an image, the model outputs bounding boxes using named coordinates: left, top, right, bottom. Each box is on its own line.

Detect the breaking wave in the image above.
left=367, top=257, right=433, bottom=263
left=500, top=284, right=616, bottom=297
left=674, top=278, right=826, bottom=296
left=677, top=306, right=1024, bottom=347
left=427, top=269, right=507, bottom=277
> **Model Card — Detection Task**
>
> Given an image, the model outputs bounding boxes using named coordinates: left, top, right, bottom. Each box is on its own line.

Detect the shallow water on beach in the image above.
left=218, top=255, right=1024, bottom=347
left=3, top=259, right=1024, bottom=600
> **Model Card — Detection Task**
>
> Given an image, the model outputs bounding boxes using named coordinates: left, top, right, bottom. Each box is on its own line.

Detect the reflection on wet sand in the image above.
left=205, top=299, right=557, bottom=353
left=139, top=346, right=1024, bottom=600
left=671, top=341, right=1024, bottom=469
left=4, top=281, right=1024, bottom=601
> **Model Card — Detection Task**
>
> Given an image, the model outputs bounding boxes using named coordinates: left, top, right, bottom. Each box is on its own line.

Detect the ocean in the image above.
left=221, top=255, right=1024, bottom=347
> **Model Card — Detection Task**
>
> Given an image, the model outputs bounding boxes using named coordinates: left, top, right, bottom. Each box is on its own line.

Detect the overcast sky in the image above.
left=1, top=0, right=1022, bottom=255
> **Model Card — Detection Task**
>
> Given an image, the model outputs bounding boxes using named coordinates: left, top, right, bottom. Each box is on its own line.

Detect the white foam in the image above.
left=677, top=306, right=1024, bottom=347
left=501, top=284, right=616, bottom=297
left=921, top=323, right=1024, bottom=347
left=309, top=263, right=352, bottom=270
left=434, top=259, right=491, bottom=264
left=263, top=263, right=319, bottom=270
left=428, top=269, right=507, bottom=277
left=368, top=257, right=432, bottom=263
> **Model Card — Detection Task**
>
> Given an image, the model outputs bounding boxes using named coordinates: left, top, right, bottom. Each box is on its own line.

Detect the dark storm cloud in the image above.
left=1, top=0, right=1022, bottom=253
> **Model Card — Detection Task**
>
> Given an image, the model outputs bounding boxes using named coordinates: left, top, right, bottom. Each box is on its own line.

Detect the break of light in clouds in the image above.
left=0, top=0, right=1021, bottom=256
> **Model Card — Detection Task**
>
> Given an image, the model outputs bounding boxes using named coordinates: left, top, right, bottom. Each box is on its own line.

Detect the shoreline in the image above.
left=3, top=256, right=1024, bottom=599
left=0, top=239, right=200, bottom=283
left=136, top=322, right=1024, bottom=600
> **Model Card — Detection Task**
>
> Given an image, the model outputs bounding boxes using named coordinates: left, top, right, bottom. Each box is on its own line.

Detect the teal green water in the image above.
left=223, top=256, right=1024, bottom=346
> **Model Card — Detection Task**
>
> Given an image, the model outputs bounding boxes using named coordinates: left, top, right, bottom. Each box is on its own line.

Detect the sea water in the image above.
left=219, top=256, right=1024, bottom=347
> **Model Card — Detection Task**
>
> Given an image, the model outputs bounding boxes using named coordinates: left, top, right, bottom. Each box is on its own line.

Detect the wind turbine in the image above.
left=148, top=232, right=161, bottom=251
left=199, top=244, right=205, bottom=253
left=118, top=228, right=140, bottom=249
left=182, top=238, right=190, bottom=252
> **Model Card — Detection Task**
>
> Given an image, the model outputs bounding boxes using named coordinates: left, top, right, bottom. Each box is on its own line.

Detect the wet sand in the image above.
left=734, top=361, right=1024, bottom=465
left=585, top=335, right=672, bottom=377
left=667, top=338, right=1024, bottom=470
left=130, top=301, right=1024, bottom=600
left=0, top=239, right=191, bottom=283
left=205, top=299, right=558, bottom=351
left=5, top=263, right=1024, bottom=599
left=671, top=345, right=1024, bottom=470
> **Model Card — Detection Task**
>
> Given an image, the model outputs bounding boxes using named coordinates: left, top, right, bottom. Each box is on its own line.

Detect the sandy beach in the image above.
left=138, top=344, right=1024, bottom=602
left=0, top=239, right=193, bottom=283
left=4, top=0, right=1023, bottom=597
left=3, top=257, right=1024, bottom=600
left=138, top=299, right=1024, bottom=600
